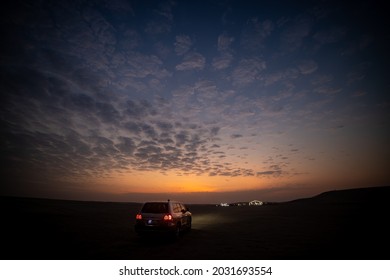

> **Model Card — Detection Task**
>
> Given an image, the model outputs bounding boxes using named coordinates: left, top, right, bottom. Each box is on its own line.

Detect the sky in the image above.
left=1, top=0, right=389, bottom=204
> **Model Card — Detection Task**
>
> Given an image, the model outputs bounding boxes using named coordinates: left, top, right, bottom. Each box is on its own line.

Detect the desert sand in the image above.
left=1, top=186, right=389, bottom=260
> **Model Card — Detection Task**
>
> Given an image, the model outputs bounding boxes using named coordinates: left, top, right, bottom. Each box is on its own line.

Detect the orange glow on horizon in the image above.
left=88, top=169, right=308, bottom=196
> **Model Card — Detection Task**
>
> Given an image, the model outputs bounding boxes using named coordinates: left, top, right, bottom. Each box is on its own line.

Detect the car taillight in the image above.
left=136, top=214, right=142, bottom=220
left=163, top=214, right=173, bottom=221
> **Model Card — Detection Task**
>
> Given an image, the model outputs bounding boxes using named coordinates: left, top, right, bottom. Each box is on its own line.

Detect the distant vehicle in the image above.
left=134, top=200, right=192, bottom=238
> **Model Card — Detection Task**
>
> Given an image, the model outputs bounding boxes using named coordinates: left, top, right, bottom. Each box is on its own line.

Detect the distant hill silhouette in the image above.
left=288, top=186, right=390, bottom=205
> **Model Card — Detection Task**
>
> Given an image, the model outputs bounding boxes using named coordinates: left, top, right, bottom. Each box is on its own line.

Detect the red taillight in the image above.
left=136, top=214, right=142, bottom=220
left=163, top=214, right=173, bottom=221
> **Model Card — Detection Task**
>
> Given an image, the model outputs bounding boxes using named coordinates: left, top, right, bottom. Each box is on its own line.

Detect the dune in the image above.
left=1, top=186, right=389, bottom=260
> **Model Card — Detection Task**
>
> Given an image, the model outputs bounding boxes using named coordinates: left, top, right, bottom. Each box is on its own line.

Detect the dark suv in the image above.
left=134, top=200, right=192, bottom=238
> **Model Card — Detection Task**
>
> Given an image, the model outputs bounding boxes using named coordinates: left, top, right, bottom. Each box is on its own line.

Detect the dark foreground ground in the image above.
left=1, top=186, right=389, bottom=260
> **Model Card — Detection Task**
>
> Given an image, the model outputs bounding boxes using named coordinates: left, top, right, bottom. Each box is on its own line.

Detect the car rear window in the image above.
left=142, top=202, right=168, bottom=213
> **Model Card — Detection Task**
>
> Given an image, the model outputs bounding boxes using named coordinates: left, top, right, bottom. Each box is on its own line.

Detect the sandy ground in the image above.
left=1, top=186, right=389, bottom=260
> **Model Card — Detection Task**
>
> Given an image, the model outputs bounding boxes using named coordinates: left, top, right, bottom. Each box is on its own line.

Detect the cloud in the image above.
left=262, top=68, right=300, bottom=86
left=212, top=33, right=235, bottom=70
left=3, top=63, right=262, bottom=178
left=124, top=52, right=171, bottom=79
left=209, top=168, right=254, bottom=177
left=212, top=52, right=234, bottom=70
left=2, top=89, right=257, bottom=179
left=96, top=101, right=121, bottom=123
left=231, top=134, right=243, bottom=139
left=256, top=165, right=283, bottom=177
left=125, top=99, right=155, bottom=119
left=298, top=60, right=318, bottom=75
left=1, top=64, right=247, bottom=180
left=156, top=121, right=174, bottom=132
left=175, top=130, right=189, bottom=147
left=116, top=137, right=136, bottom=156
left=139, top=123, right=159, bottom=140
left=210, top=127, right=221, bottom=136
left=232, top=58, right=266, bottom=86
left=176, top=52, right=206, bottom=71
left=257, top=171, right=280, bottom=176
left=174, top=35, right=192, bottom=55
left=217, top=33, right=234, bottom=51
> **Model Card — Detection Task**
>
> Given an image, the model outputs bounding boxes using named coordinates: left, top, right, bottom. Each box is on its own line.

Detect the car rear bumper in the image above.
left=134, top=223, right=177, bottom=235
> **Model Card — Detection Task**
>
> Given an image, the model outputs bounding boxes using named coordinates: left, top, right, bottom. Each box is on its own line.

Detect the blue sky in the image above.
left=1, top=0, right=389, bottom=203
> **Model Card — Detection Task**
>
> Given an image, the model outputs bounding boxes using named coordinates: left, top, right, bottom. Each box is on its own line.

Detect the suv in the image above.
left=134, top=200, right=192, bottom=238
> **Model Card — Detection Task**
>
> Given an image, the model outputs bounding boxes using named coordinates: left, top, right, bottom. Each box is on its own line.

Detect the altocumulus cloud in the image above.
left=176, top=52, right=206, bottom=71
left=1, top=67, right=257, bottom=180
